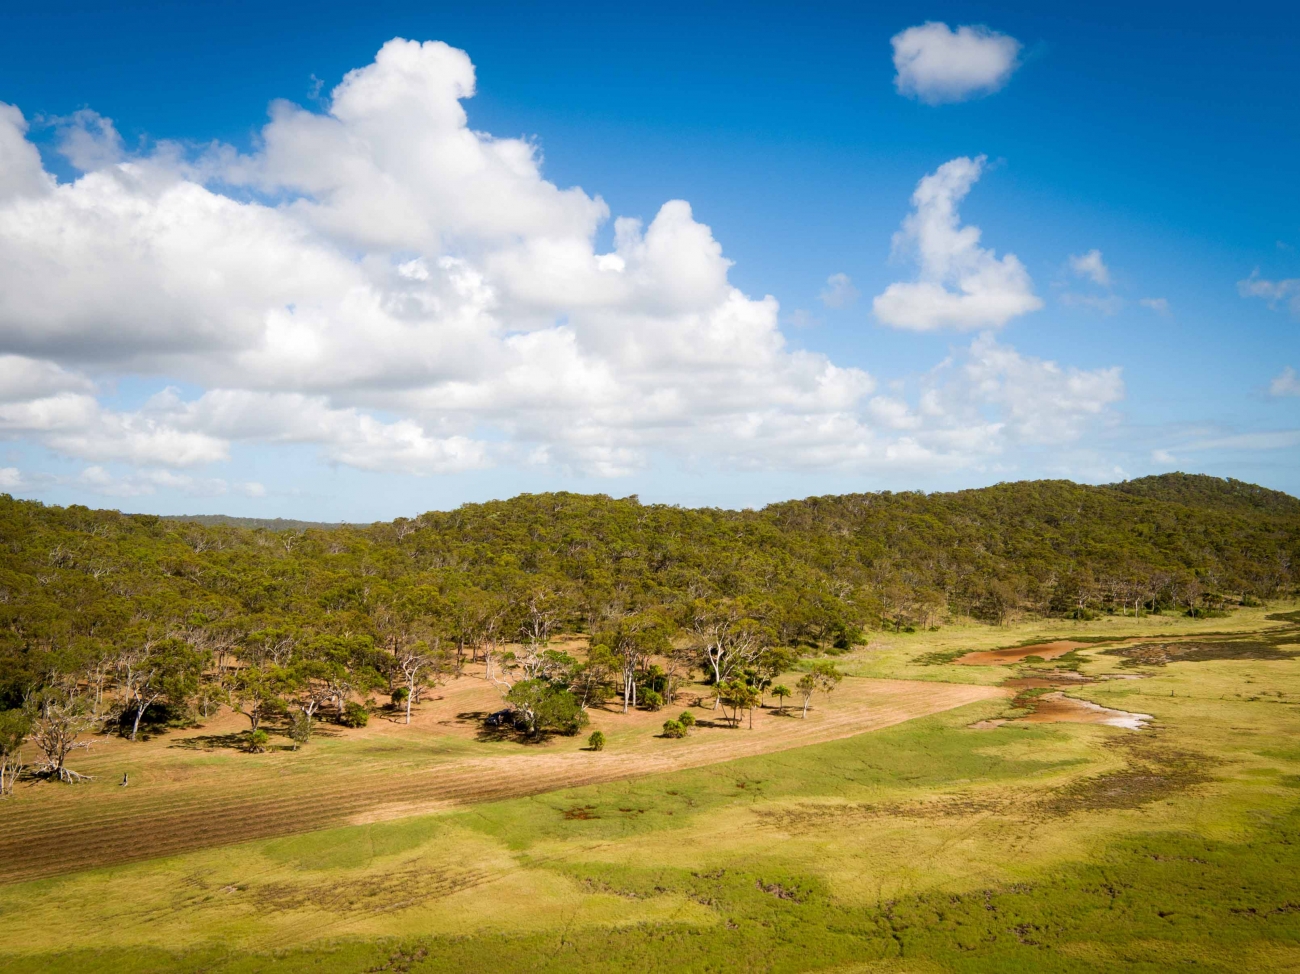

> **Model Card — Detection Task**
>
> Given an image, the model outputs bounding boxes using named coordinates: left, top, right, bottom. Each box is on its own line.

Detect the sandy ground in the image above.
left=0, top=674, right=1004, bottom=884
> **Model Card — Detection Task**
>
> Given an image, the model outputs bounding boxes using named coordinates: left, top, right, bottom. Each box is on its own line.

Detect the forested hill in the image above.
left=1, top=476, right=1297, bottom=703
left=1107, top=472, right=1300, bottom=516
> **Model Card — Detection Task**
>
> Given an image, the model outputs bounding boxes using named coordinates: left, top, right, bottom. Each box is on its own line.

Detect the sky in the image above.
left=0, top=0, right=1296, bottom=520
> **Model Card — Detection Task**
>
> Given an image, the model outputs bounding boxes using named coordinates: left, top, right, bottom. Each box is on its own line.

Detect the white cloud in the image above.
left=1140, top=297, right=1170, bottom=315
left=945, top=333, right=1124, bottom=443
left=1271, top=366, right=1300, bottom=398
left=1238, top=269, right=1300, bottom=317
left=1151, top=449, right=1176, bottom=464
left=0, top=40, right=1124, bottom=489
left=55, top=110, right=126, bottom=172
left=1069, top=249, right=1111, bottom=288
left=891, top=23, right=1022, bottom=105
left=0, top=466, right=24, bottom=489
left=1060, top=292, right=1124, bottom=316
left=819, top=272, right=859, bottom=309
left=77, top=465, right=234, bottom=498
left=872, top=156, right=1042, bottom=332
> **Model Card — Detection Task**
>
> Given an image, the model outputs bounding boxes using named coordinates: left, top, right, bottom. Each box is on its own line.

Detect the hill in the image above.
left=1106, top=472, right=1300, bottom=516
left=1, top=475, right=1298, bottom=708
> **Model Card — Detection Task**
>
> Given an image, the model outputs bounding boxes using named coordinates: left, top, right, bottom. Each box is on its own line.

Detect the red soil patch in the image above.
left=955, top=640, right=1092, bottom=666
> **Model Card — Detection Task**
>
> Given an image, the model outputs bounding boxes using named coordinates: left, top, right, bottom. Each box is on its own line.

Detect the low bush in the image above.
left=587, top=730, right=605, bottom=751
left=339, top=702, right=370, bottom=728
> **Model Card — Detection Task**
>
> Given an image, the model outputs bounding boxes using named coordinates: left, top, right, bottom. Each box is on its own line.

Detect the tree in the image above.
left=714, top=679, right=761, bottom=729
left=30, top=689, right=93, bottom=782
left=392, top=638, right=449, bottom=725
left=690, top=602, right=771, bottom=709
left=0, top=709, right=29, bottom=797
left=797, top=662, right=843, bottom=718
left=118, top=637, right=207, bottom=741
left=796, top=675, right=816, bottom=719
left=506, top=679, right=589, bottom=738
left=771, top=684, right=791, bottom=713
left=230, top=666, right=287, bottom=734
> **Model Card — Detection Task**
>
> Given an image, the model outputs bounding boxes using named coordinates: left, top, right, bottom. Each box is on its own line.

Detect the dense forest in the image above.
left=0, top=473, right=1296, bottom=783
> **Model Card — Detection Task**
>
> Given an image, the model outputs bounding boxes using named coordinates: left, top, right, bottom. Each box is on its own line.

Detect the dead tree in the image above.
left=31, top=691, right=93, bottom=782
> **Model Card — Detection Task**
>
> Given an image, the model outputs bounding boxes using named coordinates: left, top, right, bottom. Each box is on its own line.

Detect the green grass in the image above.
left=3, top=607, right=1300, bottom=971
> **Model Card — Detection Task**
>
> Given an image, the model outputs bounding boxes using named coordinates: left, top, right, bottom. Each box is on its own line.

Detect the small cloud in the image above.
left=872, top=156, right=1041, bottom=331
left=1140, top=297, right=1170, bottom=315
left=1060, top=292, right=1124, bottom=316
left=1271, top=366, right=1300, bottom=398
left=0, top=467, right=24, bottom=489
left=1069, top=249, right=1111, bottom=288
left=1151, top=449, right=1176, bottom=464
left=819, top=273, right=859, bottom=309
left=237, top=481, right=267, bottom=497
left=1238, top=269, right=1300, bottom=316
left=891, top=22, right=1023, bottom=105
left=789, top=309, right=818, bottom=328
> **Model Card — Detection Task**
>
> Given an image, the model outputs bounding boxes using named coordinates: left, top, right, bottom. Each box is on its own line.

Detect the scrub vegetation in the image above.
left=0, top=472, right=1298, bottom=970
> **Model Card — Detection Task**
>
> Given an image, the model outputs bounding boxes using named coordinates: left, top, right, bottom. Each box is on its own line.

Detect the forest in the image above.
left=0, top=472, right=1296, bottom=790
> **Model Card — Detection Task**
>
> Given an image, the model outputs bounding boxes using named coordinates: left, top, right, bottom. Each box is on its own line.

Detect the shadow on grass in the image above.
left=168, top=732, right=249, bottom=751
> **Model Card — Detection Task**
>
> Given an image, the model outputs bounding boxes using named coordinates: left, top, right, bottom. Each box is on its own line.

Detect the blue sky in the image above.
left=0, top=0, right=1296, bottom=519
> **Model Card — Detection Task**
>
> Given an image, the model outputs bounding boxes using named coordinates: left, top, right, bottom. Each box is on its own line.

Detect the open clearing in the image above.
left=0, top=673, right=1000, bottom=884
left=3, top=605, right=1300, bottom=972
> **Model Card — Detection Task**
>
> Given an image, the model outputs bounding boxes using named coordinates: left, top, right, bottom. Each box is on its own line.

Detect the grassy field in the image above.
left=1, top=606, right=1299, bottom=972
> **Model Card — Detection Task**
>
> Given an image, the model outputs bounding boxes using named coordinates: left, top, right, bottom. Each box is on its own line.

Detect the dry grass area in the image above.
left=0, top=672, right=1002, bottom=885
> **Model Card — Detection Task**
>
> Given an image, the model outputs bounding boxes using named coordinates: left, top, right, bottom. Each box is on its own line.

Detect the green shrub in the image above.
left=247, top=728, right=270, bottom=753
left=287, top=713, right=312, bottom=749
left=339, top=702, right=369, bottom=728
left=662, top=719, right=686, bottom=739
left=678, top=710, right=696, bottom=729
left=641, top=690, right=664, bottom=711
left=390, top=687, right=409, bottom=707
left=587, top=730, right=605, bottom=751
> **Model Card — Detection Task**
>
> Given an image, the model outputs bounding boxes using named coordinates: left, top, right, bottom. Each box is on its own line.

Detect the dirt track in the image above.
left=0, top=676, right=1002, bottom=885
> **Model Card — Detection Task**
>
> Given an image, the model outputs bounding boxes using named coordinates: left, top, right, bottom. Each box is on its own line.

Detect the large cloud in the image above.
left=0, top=39, right=1121, bottom=493
left=873, top=156, right=1042, bottom=331
left=891, top=23, right=1022, bottom=105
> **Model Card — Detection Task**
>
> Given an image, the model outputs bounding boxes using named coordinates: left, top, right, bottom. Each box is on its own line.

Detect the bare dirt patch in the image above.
left=1104, top=640, right=1300, bottom=667
left=1016, top=692, right=1152, bottom=730
left=955, top=641, right=1094, bottom=666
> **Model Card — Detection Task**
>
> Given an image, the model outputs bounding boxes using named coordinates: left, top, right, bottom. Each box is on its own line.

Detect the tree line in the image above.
left=0, top=472, right=1295, bottom=789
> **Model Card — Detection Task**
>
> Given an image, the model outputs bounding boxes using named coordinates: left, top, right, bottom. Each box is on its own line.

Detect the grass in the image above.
left=1, top=604, right=1299, bottom=971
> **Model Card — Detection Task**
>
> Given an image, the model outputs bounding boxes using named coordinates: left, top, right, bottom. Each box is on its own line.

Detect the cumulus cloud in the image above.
left=1271, top=366, right=1300, bottom=398
left=872, top=156, right=1042, bottom=331
left=1239, top=270, right=1300, bottom=317
left=1069, top=249, right=1111, bottom=288
left=819, top=273, right=859, bottom=309
left=1140, top=297, right=1170, bottom=315
left=891, top=23, right=1022, bottom=105
left=0, top=39, right=1124, bottom=492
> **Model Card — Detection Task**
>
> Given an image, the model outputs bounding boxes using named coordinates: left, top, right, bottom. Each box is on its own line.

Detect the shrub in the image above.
left=340, top=702, right=370, bottom=728
left=678, top=710, right=696, bottom=730
left=390, top=687, right=409, bottom=707
left=662, top=719, right=686, bottom=739
left=247, top=728, right=270, bottom=753
left=287, top=713, right=312, bottom=749
left=587, top=730, right=605, bottom=751
left=641, top=690, right=664, bottom=711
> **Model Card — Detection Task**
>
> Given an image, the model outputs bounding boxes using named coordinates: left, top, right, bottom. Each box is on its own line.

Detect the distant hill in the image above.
left=157, top=514, right=352, bottom=532
left=1106, top=473, right=1300, bottom=517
